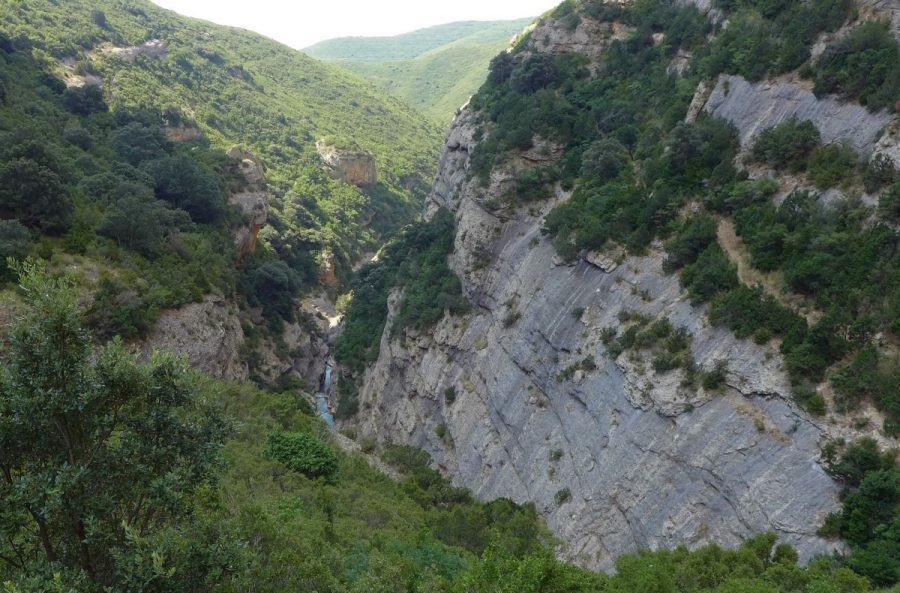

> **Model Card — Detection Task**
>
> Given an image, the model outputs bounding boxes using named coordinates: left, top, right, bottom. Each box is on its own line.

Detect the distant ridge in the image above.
left=305, top=18, right=534, bottom=123
left=304, top=19, right=533, bottom=62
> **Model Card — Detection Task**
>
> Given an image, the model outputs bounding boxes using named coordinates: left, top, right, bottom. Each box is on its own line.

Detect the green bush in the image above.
left=831, top=346, right=900, bottom=432
left=698, top=0, right=853, bottom=80
left=264, top=430, right=339, bottom=479
left=581, top=137, right=629, bottom=184
left=0, top=220, right=32, bottom=280
left=61, top=84, right=107, bottom=115
left=750, top=118, right=820, bottom=172
left=709, top=285, right=805, bottom=340
left=813, top=20, right=900, bottom=112
left=99, top=182, right=185, bottom=256
left=240, top=258, right=300, bottom=331
left=823, top=440, right=899, bottom=586
left=0, top=137, right=73, bottom=234
left=510, top=54, right=561, bottom=94
left=879, top=181, right=900, bottom=223
left=664, top=214, right=718, bottom=272
left=863, top=153, right=897, bottom=193
left=146, top=154, right=224, bottom=223
left=680, top=244, right=738, bottom=304
left=807, top=143, right=858, bottom=188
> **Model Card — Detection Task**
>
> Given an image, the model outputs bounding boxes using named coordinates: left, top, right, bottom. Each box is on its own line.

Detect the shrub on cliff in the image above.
left=813, top=20, right=900, bottom=112
left=264, top=430, right=338, bottom=479
left=750, top=118, right=821, bottom=172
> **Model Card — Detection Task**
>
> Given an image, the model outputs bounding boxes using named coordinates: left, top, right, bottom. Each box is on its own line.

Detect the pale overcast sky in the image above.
left=149, top=0, right=559, bottom=49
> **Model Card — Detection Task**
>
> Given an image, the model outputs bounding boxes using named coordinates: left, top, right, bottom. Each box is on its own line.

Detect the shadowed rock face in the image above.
left=353, top=105, right=845, bottom=571
left=316, top=140, right=377, bottom=186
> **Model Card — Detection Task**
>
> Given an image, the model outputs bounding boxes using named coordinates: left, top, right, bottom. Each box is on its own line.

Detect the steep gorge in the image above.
left=341, top=0, right=900, bottom=571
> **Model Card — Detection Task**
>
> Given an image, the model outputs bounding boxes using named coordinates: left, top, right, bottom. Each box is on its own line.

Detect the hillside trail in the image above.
left=716, top=217, right=821, bottom=325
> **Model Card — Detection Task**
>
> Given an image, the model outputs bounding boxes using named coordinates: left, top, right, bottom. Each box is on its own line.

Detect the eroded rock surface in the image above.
left=142, top=295, right=249, bottom=381
left=316, top=140, right=377, bottom=187
left=354, top=100, right=845, bottom=571
left=227, top=146, right=269, bottom=261
left=703, top=75, right=892, bottom=154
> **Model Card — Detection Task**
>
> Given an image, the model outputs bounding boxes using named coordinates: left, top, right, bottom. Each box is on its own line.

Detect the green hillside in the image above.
left=305, top=19, right=533, bottom=123
left=0, top=0, right=442, bottom=271
left=305, top=19, right=533, bottom=61
left=0, top=0, right=442, bottom=339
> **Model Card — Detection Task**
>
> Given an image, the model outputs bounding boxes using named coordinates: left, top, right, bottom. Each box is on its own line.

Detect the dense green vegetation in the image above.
left=812, top=20, right=900, bottom=112
left=4, top=267, right=897, bottom=592
left=468, top=0, right=900, bottom=427
left=0, top=34, right=242, bottom=339
left=0, top=0, right=442, bottom=313
left=305, top=19, right=534, bottom=124
left=335, top=208, right=468, bottom=377
left=305, top=20, right=535, bottom=62
left=694, top=0, right=855, bottom=82
left=821, top=439, right=900, bottom=587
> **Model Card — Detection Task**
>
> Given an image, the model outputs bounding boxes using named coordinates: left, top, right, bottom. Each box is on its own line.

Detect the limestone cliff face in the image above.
left=316, top=140, right=377, bottom=187
left=142, top=295, right=249, bottom=381
left=142, top=294, right=333, bottom=387
left=345, top=7, right=900, bottom=572
left=702, top=75, right=893, bottom=156
left=355, top=110, right=844, bottom=569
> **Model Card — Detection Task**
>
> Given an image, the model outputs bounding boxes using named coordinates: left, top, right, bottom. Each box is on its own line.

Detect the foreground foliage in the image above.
left=0, top=263, right=231, bottom=590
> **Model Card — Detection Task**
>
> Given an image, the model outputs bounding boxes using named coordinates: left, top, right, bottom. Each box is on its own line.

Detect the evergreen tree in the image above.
left=0, top=262, right=231, bottom=590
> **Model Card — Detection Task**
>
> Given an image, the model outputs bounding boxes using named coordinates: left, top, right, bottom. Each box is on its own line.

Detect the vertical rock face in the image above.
left=142, top=294, right=333, bottom=388
left=316, top=140, right=377, bottom=186
left=350, top=11, right=859, bottom=570
left=356, top=117, right=843, bottom=569
left=226, top=146, right=269, bottom=262
left=319, top=250, right=338, bottom=287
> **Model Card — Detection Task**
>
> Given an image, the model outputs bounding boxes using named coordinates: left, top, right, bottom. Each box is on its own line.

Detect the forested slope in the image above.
left=306, top=19, right=534, bottom=123
left=0, top=0, right=442, bottom=341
